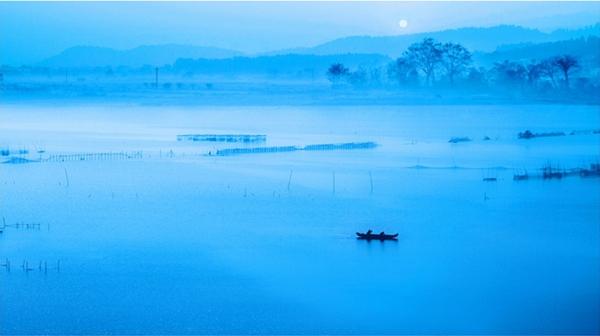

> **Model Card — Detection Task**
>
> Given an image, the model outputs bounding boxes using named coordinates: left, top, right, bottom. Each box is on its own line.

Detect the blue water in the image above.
left=1, top=104, right=599, bottom=334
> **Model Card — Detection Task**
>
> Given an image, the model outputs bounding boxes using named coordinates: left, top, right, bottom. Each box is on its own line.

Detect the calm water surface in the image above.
left=1, top=104, right=599, bottom=334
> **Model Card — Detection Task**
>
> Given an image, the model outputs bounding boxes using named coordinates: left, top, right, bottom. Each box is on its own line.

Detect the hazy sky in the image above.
left=1, top=1, right=599, bottom=65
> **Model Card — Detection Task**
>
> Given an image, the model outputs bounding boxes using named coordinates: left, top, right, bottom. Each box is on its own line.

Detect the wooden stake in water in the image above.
left=287, top=170, right=293, bottom=191
left=64, top=168, right=70, bottom=187
left=1, top=258, right=9, bottom=272
left=332, top=172, right=336, bottom=195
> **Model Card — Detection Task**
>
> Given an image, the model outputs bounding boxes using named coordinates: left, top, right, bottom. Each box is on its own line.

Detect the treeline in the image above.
left=0, top=54, right=390, bottom=81
left=327, top=37, right=598, bottom=93
left=2, top=36, right=598, bottom=100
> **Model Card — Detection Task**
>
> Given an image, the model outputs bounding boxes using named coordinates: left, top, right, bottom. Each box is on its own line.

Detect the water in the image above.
left=1, top=103, right=599, bottom=334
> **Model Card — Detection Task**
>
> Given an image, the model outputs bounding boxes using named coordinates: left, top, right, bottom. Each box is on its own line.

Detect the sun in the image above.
left=398, top=19, right=409, bottom=29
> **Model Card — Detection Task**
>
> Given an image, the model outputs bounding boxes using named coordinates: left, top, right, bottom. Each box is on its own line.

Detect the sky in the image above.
left=1, top=1, right=600, bottom=65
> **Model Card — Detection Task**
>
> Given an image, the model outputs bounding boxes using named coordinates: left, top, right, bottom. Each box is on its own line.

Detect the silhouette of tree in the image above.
left=387, top=57, right=418, bottom=86
left=493, top=60, right=526, bottom=85
left=538, top=58, right=559, bottom=87
left=526, top=61, right=543, bottom=87
left=554, top=55, right=579, bottom=88
left=441, top=43, right=472, bottom=83
left=348, top=68, right=368, bottom=87
left=326, top=63, right=350, bottom=84
left=404, top=38, right=443, bottom=86
left=466, top=67, right=487, bottom=86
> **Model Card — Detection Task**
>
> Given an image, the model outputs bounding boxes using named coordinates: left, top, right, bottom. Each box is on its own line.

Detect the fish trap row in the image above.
left=43, top=151, right=144, bottom=162
left=0, top=259, right=61, bottom=273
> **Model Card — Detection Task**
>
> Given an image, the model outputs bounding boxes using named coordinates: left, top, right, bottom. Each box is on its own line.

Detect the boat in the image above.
left=356, top=231, right=398, bottom=241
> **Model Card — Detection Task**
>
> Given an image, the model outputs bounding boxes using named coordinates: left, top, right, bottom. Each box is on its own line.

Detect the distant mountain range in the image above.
left=40, top=44, right=242, bottom=68
left=265, top=24, right=600, bottom=57
left=474, top=36, right=600, bottom=66
left=35, top=23, right=600, bottom=68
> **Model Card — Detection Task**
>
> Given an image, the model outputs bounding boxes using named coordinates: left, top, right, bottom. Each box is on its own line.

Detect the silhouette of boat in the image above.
left=356, top=231, right=398, bottom=241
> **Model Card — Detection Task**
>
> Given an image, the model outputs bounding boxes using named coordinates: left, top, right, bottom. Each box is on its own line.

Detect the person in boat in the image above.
left=366, top=229, right=373, bottom=235
left=380, top=231, right=385, bottom=236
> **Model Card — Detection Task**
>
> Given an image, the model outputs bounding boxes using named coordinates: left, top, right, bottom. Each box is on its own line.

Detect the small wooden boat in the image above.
left=356, top=231, right=398, bottom=241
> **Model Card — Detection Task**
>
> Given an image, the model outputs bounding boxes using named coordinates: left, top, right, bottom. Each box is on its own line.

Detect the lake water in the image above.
left=1, top=103, right=599, bottom=334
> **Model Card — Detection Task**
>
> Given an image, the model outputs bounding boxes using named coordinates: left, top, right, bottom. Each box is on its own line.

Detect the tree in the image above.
left=387, top=57, right=418, bottom=86
left=466, top=67, right=488, bottom=87
left=404, top=38, right=443, bottom=86
left=326, top=63, right=350, bottom=84
left=526, top=61, right=543, bottom=87
left=441, top=43, right=472, bottom=83
left=493, top=60, right=526, bottom=86
left=347, top=68, right=368, bottom=87
left=554, top=55, right=579, bottom=88
left=368, top=67, right=385, bottom=87
left=538, top=58, right=559, bottom=88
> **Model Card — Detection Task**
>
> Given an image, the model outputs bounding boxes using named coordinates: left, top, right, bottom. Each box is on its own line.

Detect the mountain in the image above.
left=474, top=36, right=600, bottom=66
left=40, top=44, right=243, bottom=68
left=36, top=24, right=600, bottom=69
left=266, top=24, right=600, bottom=58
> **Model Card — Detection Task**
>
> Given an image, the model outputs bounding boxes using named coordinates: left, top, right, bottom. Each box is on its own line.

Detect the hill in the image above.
left=268, top=24, right=600, bottom=57
left=475, top=36, right=600, bottom=66
left=40, top=44, right=243, bottom=68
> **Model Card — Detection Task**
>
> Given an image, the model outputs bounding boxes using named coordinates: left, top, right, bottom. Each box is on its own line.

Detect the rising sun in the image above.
left=398, top=19, right=409, bottom=29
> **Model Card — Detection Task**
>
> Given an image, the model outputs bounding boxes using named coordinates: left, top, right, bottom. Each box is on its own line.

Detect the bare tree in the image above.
left=404, top=38, right=443, bottom=86
left=538, top=58, right=559, bottom=88
left=387, top=57, right=418, bottom=86
left=493, top=60, right=527, bottom=86
left=554, top=55, right=579, bottom=88
left=526, top=61, right=543, bottom=87
left=441, top=43, right=472, bottom=84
